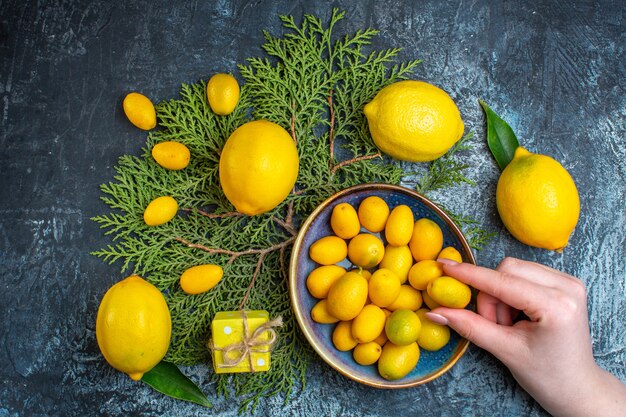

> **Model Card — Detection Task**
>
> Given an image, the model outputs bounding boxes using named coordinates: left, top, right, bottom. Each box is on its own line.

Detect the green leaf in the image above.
left=141, top=361, right=212, bottom=408
left=479, top=100, right=520, bottom=170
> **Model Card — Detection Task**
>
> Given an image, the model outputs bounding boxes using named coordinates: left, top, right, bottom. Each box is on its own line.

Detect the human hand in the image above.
left=426, top=257, right=626, bottom=417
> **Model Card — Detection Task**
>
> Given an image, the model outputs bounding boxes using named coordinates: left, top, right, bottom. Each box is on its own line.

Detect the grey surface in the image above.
left=1, top=0, right=624, bottom=416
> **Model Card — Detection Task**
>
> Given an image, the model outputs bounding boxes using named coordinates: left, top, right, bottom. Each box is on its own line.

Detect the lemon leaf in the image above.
left=141, top=361, right=212, bottom=408
left=479, top=100, right=520, bottom=170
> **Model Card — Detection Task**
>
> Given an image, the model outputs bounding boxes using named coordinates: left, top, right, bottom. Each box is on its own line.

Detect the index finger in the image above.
left=438, top=260, right=548, bottom=313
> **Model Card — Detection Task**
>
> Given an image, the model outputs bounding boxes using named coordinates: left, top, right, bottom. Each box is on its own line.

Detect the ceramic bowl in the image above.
left=289, top=183, right=476, bottom=388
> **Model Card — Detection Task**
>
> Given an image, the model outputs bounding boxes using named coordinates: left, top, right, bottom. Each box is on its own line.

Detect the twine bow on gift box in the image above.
left=208, top=313, right=283, bottom=372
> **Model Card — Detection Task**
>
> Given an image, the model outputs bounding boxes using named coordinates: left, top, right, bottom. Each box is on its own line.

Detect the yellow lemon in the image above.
left=353, top=342, right=383, bottom=366
left=332, top=321, right=358, bottom=351
left=96, top=275, right=171, bottom=381
left=373, top=327, right=389, bottom=346
left=179, top=264, right=223, bottom=294
left=326, top=271, right=369, bottom=321
left=309, top=236, right=348, bottom=265
left=421, top=290, right=441, bottom=310
left=348, top=233, right=385, bottom=269
left=438, top=246, right=462, bottom=263
left=330, top=203, right=361, bottom=239
left=427, top=276, right=472, bottom=309
left=151, top=141, right=190, bottom=170
left=123, top=92, right=156, bottom=130
left=206, top=73, right=240, bottom=116
left=408, top=259, right=444, bottom=290
left=386, top=285, right=423, bottom=311
left=363, top=80, right=464, bottom=162
left=311, top=299, right=339, bottom=324
left=368, top=268, right=401, bottom=308
left=306, top=265, right=346, bottom=298
left=354, top=268, right=372, bottom=281
left=385, top=205, right=414, bottom=246
left=385, top=309, right=422, bottom=346
left=379, top=245, right=413, bottom=284
left=497, top=147, right=580, bottom=251
left=358, top=196, right=390, bottom=233
left=409, top=218, right=443, bottom=261
left=143, top=196, right=178, bottom=226
left=351, top=304, right=387, bottom=343
left=378, top=342, right=420, bottom=380
left=416, top=309, right=450, bottom=351
left=219, top=120, right=299, bottom=215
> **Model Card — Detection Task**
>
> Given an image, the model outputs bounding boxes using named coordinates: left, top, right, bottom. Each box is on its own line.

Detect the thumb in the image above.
left=427, top=307, right=520, bottom=363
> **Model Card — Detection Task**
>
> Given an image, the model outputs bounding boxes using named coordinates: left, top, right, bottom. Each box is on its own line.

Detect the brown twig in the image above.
left=325, top=90, right=380, bottom=174
left=175, top=236, right=296, bottom=266
left=328, top=89, right=335, bottom=166
left=330, top=153, right=382, bottom=175
left=239, top=252, right=267, bottom=310
left=273, top=217, right=297, bottom=236
left=290, top=101, right=297, bottom=144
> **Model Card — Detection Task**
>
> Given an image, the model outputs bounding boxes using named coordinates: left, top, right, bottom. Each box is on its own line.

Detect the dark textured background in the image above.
left=1, top=0, right=624, bottom=416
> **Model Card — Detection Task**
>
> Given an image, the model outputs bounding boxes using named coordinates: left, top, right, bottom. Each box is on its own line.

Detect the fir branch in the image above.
left=445, top=210, right=496, bottom=250
left=91, top=8, right=489, bottom=414
left=416, top=133, right=477, bottom=194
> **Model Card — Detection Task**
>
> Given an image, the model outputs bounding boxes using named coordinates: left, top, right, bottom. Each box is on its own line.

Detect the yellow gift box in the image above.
left=210, top=310, right=281, bottom=374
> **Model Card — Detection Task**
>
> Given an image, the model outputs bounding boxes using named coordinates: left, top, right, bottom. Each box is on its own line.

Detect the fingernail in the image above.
left=437, top=258, right=459, bottom=266
left=425, top=312, right=449, bottom=325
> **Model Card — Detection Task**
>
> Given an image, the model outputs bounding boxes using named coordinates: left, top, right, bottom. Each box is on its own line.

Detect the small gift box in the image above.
left=209, top=310, right=282, bottom=374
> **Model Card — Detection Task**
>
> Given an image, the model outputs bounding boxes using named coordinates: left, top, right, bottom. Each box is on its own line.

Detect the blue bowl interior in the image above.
left=292, top=184, right=474, bottom=388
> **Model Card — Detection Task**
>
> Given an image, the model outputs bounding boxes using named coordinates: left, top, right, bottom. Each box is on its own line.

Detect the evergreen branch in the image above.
left=174, top=236, right=296, bottom=265
left=416, top=133, right=477, bottom=194
left=92, top=8, right=490, bottom=413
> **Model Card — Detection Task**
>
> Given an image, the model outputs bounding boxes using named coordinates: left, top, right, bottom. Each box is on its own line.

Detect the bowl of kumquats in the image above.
left=289, top=183, right=476, bottom=388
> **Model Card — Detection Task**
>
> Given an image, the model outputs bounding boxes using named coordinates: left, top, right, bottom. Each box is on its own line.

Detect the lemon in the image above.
left=311, top=299, right=339, bottom=324
left=373, top=327, right=389, bottom=346
left=368, top=268, right=401, bottom=308
left=306, top=265, right=346, bottom=298
left=497, top=147, right=580, bottom=251
left=353, top=342, right=383, bottom=366
left=143, top=196, right=178, bottom=226
left=219, top=120, right=299, bottom=215
left=354, top=269, right=372, bottom=281
left=351, top=304, right=387, bottom=343
left=379, top=245, right=413, bottom=284
left=332, top=321, right=358, bottom=351
left=386, top=285, right=423, bottom=311
left=358, top=196, right=390, bottom=233
left=408, top=259, right=443, bottom=290
left=385, top=205, right=414, bottom=246
left=363, top=80, right=464, bottom=162
left=427, top=276, right=471, bottom=309
left=151, top=141, right=191, bottom=170
left=206, top=73, right=240, bottom=116
left=179, top=264, right=223, bottom=294
left=309, top=236, right=348, bottom=265
left=123, top=92, right=156, bottom=131
left=96, top=275, right=171, bottom=380
left=438, top=246, right=462, bottom=263
left=326, top=271, right=369, bottom=321
left=421, top=290, right=441, bottom=310
left=330, top=202, right=361, bottom=239
left=409, top=218, right=443, bottom=262
left=385, top=309, right=422, bottom=346
left=347, top=233, right=385, bottom=269
left=416, top=309, right=450, bottom=351
left=378, top=342, right=420, bottom=380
